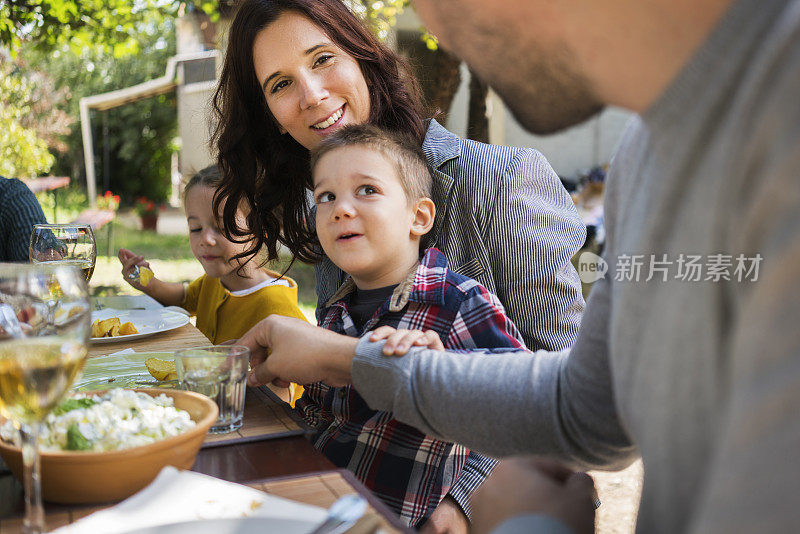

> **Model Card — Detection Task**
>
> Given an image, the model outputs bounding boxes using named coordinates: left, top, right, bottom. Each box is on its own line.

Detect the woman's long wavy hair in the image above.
left=212, top=0, right=427, bottom=266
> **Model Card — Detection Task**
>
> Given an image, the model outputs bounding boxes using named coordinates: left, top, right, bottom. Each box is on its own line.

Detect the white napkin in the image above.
left=53, top=466, right=327, bottom=534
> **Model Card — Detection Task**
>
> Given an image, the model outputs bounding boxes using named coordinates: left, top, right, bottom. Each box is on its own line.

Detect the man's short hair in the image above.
left=309, top=124, right=432, bottom=203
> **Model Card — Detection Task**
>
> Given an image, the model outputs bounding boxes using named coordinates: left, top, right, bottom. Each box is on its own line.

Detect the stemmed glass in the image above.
left=29, top=224, right=97, bottom=283
left=0, top=263, right=90, bottom=533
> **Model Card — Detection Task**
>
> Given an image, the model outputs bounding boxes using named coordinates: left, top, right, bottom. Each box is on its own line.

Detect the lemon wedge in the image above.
left=139, top=266, right=154, bottom=287
left=145, top=358, right=177, bottom=381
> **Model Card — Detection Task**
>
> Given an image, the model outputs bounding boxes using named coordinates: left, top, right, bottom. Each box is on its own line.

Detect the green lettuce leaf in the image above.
left=65, top=423, right=92, bottom=451
left=53, top=397, right=97, bottom=416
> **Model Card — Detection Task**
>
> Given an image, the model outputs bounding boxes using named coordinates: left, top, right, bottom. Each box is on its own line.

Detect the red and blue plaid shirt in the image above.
left=297, top=248, right=526, bottom=527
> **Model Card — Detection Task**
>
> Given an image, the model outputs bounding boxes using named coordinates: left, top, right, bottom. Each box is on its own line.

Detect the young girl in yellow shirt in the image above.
left=118, top=166, right=306, bottom=402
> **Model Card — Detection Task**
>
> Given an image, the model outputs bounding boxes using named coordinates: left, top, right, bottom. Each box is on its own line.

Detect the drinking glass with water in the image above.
left=29, top=224, right=97, bottom=283
left=174, top=345, right=249, bottom=434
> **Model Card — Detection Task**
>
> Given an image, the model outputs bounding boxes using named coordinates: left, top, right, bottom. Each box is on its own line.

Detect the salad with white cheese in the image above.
left=0, top=389, right=195, bottom=452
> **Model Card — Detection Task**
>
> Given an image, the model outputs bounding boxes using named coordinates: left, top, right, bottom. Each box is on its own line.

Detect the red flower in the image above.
left=97, top=190, right=120, bottom=211
left=135, top=196, right=164, bottom=216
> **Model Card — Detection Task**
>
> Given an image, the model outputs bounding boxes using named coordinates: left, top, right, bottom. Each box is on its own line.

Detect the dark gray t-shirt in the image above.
left=347, top=285, right=397, bottom=331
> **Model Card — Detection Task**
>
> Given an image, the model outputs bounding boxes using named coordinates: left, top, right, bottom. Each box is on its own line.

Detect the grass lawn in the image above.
left=92, top=221, right=319, bottom=316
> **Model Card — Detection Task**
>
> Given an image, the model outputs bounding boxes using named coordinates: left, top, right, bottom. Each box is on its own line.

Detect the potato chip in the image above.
left=138, top=267, right=154, bottom=287
left=145, top=358, right=177, bottom=381
left=91, top=317, right=128, bottom=338
left=118, top=322, right=138, bottom=335
left=91, top=319, right=104, bottom=338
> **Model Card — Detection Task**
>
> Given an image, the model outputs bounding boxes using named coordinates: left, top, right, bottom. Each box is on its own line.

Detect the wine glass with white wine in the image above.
left=0, top=263, right=90, bottom=533
left=29, top=224, right=97, bottom=283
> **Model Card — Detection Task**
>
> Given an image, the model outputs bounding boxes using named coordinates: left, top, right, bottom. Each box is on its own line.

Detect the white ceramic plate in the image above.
left=90, top=308, right=190, bottom=344
left=125, top=517, right=319, bottom=534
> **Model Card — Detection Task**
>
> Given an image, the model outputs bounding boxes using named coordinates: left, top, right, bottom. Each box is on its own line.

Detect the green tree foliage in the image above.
left=345, top=0, right=409, bottom=41
left=1, top=1, right=223, bottom=199
left=0, top=59, right=55, bottom=177
left=23, top=17, right=179, bottom=202
left=0, top=0, right=217, bottom=55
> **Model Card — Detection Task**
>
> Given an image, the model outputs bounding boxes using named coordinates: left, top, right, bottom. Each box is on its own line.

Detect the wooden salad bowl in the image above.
left=0, top=388, right=218, bottom=504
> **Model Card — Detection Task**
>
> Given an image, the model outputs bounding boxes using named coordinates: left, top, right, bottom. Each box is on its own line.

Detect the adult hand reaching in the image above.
left=237, top=314, right=359, bottom=388
left=471, top=457, right=596, bottom=534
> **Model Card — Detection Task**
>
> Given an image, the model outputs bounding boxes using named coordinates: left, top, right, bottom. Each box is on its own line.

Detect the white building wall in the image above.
left=175, top=12, right=222, bottom=196
left=443, top=65, right=632, bottom=179
left=176, top=80, right=216, bottom=183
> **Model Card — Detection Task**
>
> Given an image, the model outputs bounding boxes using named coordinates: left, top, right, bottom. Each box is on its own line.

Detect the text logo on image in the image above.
left=577, top=251, right=608, bottom=284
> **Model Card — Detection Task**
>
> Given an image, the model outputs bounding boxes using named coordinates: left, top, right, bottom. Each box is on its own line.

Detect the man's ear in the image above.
left=410, top=197, right=436, bottom=238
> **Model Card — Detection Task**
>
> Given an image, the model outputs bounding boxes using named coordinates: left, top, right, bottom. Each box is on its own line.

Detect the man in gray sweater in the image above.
left=241, top=0, right=800, bottom=531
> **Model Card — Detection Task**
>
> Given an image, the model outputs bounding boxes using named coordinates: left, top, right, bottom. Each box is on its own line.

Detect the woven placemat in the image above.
left=202, top=386, right=310, bottom=448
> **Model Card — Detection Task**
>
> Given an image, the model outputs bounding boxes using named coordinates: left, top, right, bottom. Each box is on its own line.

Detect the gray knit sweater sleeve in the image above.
left=351, top=274, right=636, bottom=468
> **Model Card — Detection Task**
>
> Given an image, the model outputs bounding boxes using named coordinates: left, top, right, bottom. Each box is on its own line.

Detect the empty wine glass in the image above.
left=29, top=224, right=97, bottom=283
left=0, top=263, right=90, bottom=533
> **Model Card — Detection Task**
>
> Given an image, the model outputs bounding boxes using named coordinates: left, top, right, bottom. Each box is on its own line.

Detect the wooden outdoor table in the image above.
left=89, top=296, right=210, bottom=357
left=0, top=296, right=407, bottom=531
left=0, top=470, right=408, bottom=533
left=88, top=322, right=211, bottom=358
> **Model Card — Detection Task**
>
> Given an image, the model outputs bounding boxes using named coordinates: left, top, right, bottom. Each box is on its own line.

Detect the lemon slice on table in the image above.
left=145, top=358, right=177, bottom=381
left=138, top=266, right=154, bottom=287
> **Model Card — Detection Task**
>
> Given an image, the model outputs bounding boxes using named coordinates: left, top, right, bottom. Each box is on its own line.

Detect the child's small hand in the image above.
left=118, top=248, right=152, bottom=291
left=369, top=326, right=445, bottom=356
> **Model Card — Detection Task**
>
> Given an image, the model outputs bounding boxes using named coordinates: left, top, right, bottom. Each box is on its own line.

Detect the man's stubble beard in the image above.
left=420, top=0, right=605, bottom=134
left=487, top=45, right=605, bottom=135
left=445, top=10, right=605, bottom=136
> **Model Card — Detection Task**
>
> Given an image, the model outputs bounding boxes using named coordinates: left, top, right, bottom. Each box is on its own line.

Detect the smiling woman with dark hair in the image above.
left=213, top=0, right=584, bottom=352
left=212, top=0, right=426, bottom=267
left=212, top=0, right=586, bottom=530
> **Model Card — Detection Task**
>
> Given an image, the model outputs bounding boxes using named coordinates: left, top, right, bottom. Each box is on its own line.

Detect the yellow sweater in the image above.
left=181, top=270, right=306, bottom=344
left=181, top=270, right=307, bottom=405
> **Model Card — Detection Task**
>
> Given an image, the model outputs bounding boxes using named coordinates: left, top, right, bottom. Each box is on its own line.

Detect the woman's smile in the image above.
left=311, top=104, right=345, bottom=130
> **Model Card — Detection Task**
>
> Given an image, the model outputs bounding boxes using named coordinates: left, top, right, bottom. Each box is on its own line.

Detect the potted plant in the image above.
left=96, top=190, right=120, bottom=212
left=135, top=197, right=164, bottom=231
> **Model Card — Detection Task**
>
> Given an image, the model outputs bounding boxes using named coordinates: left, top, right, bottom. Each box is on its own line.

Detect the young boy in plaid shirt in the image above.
left=298, top=124, right=526, bottom=529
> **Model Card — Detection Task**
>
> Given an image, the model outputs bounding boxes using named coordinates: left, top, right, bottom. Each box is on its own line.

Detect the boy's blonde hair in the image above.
left=309, top=124, right=432, bottom=203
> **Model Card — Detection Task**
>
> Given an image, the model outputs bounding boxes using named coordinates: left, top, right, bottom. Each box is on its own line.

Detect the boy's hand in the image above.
left=369, top=326, right=445, bottom=355
left=118, top=248, right=152, bottom=291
